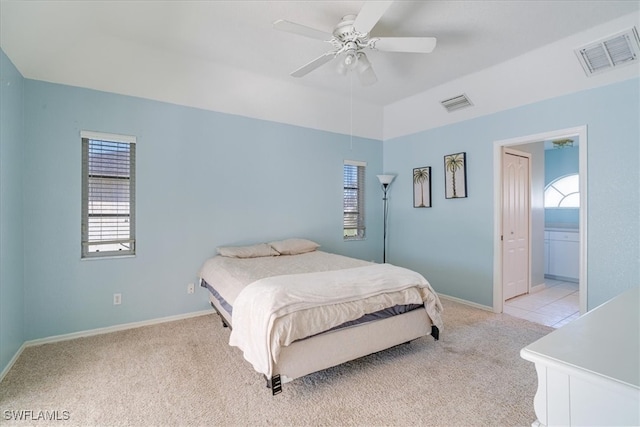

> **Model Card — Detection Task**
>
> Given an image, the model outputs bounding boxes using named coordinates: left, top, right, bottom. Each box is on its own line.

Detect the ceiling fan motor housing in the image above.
left=333, top=15, right=369, bottom=47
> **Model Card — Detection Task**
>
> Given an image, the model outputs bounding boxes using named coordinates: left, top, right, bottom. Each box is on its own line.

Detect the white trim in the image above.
left=80, top=130, right=137, bottom=144
left=493, top=126, right=588, bottom=315
left=1, top=309, right=213, bottom=382
left=344, top=159, right=367, bottom=167
left=81, top=255, right=136, bottom=261
left=25, top=309, right=213, bottom=347
left=531, top=282, right=547, bottom=294
left=37, top=309, right=212, bottom=346
left=578, top=129, right=588, bottom=314
left=438, top=293, right=494, bottom=312
left=0, top=342, right=27, bottom=383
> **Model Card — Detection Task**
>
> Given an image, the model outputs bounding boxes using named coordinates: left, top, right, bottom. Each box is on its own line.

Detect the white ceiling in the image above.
left=1, top=0, right=639, bottom=138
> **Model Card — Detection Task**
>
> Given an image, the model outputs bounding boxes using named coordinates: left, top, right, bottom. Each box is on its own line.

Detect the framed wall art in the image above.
left=444, top=152, right=467, bottom=199
left=413, top=166, right=432, bottom=208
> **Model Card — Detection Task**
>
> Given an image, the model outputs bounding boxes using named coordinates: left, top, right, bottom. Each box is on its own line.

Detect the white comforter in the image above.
left=228, top=263, right=443, bottom=377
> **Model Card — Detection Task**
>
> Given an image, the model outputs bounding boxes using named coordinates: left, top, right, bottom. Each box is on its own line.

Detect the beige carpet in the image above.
left=0, top=299, right=551, bottom=426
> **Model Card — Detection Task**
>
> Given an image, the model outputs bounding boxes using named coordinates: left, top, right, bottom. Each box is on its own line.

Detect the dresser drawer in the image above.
left=547, top=231, right=579, bottom=242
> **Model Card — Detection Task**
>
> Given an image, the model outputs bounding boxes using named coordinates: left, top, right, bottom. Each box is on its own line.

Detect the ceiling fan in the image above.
left=273, top=0, right=437, bottom=86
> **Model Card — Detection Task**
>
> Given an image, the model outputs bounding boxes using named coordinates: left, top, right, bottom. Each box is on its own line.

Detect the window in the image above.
left=81, top=131, right=136, bottom=258
left=544, top=174, right=579, bottom=208
left=343, top=160, right=366, bottom=240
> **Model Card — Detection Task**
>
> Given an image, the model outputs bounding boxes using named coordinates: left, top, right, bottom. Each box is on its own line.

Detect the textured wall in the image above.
left=21, top=80, right=383, bottom=340
left=4, top=58, right=638, bottom=357
left=0, top=50, right=25, bottom=374
left=384, top=78, right=639, bottom=309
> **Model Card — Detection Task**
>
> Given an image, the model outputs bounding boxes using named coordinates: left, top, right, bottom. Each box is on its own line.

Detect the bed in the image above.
left=198, top=238, right=443, bottom=394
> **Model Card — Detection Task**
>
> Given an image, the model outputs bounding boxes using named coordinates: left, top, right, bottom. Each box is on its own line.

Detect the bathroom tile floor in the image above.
left=504, top=279, right=580, bottom=328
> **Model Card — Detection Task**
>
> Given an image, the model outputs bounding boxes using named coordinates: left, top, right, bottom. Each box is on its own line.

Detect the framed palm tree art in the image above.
left=413, top=166, right=432, bottom=208
left=444, top=152, right=467, bottom=199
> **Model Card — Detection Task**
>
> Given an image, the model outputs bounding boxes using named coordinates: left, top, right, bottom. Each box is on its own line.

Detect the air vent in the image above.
left=576, top=27, right=640, bottom=76
left=440, top=94, right=473, bottom=112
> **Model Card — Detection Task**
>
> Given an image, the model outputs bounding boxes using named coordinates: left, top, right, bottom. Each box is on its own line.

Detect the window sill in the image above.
left=81, top=255, right=136, bottom=261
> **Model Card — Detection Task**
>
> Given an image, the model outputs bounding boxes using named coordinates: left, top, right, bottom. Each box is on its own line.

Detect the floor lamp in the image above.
left=377, top=174, right=396, bottom=263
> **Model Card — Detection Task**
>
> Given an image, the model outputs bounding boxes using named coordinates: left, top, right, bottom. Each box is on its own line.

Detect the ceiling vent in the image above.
left=440, top=94, right=473, bottom=112
left=575, top=27, right=640, bottom=76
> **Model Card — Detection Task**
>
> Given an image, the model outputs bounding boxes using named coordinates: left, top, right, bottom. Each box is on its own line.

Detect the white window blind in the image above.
left=81, top=131, right=136, bottom=258
left=343, top=160, right=366, bottom=240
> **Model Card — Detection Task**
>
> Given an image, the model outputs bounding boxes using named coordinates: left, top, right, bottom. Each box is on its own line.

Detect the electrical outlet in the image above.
left=113, top=293, right=122, bottom=305
left=187, top=283, right=195, bottom=294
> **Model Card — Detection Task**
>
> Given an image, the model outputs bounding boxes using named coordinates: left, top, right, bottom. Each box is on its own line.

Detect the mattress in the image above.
left=199, top=250, right=373, bottom=307
left=199, top=250, right=432, bottom=336
left=202, top=277, right=423, bottom=329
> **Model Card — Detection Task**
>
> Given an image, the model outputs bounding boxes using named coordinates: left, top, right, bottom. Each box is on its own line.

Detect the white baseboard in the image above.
left=1, top=309, right=214, bottom=382
left=438, top=293, right=494, bottom=312
left=0, top=342, right=26, bottom=383
left=26, top=309, right=215, bottom=347
left=530, top=282, right=546, bottom=293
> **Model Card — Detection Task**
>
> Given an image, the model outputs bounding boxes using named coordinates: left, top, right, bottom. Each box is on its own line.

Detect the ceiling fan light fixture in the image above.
left=336, top=59, right=348, bottom=75
left=356, top=53, right=377, bottom=86
left=344, top=51, right=358, bottom=70
left=356, top=52, right=371, bottom=72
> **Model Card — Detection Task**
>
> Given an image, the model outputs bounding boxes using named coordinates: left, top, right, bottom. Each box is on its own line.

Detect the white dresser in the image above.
left=521, top=286, right=640, bottom=426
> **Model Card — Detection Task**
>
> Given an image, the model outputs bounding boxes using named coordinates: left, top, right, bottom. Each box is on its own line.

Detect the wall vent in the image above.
left=575, top=27, right=640, bottom=76
left=440, top=94, right=473, bottom=112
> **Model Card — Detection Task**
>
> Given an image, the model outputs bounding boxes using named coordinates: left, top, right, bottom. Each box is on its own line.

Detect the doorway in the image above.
left=493, top=126, right=587, bottom=316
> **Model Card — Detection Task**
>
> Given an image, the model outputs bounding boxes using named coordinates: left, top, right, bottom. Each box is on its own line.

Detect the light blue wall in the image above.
left=385, top=78, right=639, bottom=309
left=545, top=146, right=579, bottom=226
left=3, top=51, right=638, bottom=369
left=22, top=80, right=383, bottom=340
left=0, top=50, right=25, bottom=373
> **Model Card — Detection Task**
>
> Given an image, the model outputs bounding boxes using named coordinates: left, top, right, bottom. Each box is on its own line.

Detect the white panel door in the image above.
left=503, top=150, right=530, bottom=300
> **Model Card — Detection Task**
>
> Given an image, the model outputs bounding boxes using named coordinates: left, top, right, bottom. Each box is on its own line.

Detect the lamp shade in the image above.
left=377, top=174, right=396, bottom=185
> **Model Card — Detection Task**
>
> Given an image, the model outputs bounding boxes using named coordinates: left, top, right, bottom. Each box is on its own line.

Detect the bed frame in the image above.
left=207, top=291, right=439, bottom=395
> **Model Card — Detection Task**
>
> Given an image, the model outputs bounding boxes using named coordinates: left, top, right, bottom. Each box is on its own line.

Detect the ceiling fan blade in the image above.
left=290, top=52, right=336, bottom=77
left=373, top=37, right=437, bottom=53
left=353, top=0, right=393, bottom=34
left=273, top=19, right=331, bottom=41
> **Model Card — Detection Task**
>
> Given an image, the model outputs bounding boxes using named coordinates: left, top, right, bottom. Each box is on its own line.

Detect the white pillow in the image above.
left=269, top=238, right=320, bottom=255
left=217, top=243, right=279, bottom=258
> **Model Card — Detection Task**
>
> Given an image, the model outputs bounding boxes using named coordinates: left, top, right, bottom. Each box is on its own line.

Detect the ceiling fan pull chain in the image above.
left=350, top=72, right=353, bottom=150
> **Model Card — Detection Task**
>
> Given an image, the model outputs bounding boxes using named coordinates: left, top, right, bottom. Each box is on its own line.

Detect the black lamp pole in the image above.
left=377, top=174, right=395, bottom=264
left=381, top=183, right=390, bottom=263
